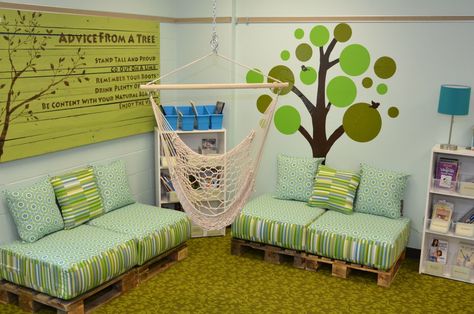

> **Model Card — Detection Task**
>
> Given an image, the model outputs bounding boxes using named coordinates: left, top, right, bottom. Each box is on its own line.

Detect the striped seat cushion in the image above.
left=88, top=203, right=191, bottom=265
left=308, top=165, right=360, bottom=214
left=231, top=194, right=325, bottom=251
left=50, top=167, right=104, bottom=229
left=0, top=225, right=137, bottom=300
left=306, top=211, right=410, bottom=270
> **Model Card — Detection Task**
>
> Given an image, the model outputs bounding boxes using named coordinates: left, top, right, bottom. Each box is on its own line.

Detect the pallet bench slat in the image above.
left=231, top=238, right=405, bottom=287
left=0, top=244, right=188, bottom=314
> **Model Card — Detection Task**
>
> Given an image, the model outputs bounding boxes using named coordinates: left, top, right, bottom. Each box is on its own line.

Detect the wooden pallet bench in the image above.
left=136, top=243, right=188, bottom=283
left=231, top=238, right=306, bottom=269
left=303, top=249, right=406, bottom=288
left=231, top=238, right=405, bottom=288
left=0, top=244, right=188, bottom=314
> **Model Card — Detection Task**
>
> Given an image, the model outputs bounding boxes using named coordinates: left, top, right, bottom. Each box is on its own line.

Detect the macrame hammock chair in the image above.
left=140, top=5, right=288, bottom=230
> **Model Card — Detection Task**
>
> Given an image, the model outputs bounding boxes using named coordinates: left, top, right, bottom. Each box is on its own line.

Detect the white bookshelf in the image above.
left=419, top=145, right=474, bottom=283
left=154, top=127, right=227, bottom=238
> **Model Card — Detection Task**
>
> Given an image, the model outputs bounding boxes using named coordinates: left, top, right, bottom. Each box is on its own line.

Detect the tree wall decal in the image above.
left=0, top=11, right=87, bottom=160
left=246, top=23, right=399, bottom=159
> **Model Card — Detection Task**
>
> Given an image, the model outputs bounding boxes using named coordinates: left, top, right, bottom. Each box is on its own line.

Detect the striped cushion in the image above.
left=88, top=203, right=191, bottom=265
left=231, top=194, right=325, bottom=251
left=51, top=168, right=104, bottom=229
left=0, top=225, right=137, bottom=300
left=308, top=165, right=360, bottom=214
left=306, top=211, right=410, bottom=270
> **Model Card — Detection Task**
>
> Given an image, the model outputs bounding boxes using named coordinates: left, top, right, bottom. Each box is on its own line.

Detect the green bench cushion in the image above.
left=306, top=211, right=410, bottom=270
left=88, top=203, right=191, bottom=265
left=231, top=194, right=325, bottom=251
left=0, top=225, right=137, bottom=300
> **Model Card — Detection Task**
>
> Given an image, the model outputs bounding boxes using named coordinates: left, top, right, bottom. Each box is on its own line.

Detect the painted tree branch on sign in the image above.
left=0, top=11, right=87, bottom=160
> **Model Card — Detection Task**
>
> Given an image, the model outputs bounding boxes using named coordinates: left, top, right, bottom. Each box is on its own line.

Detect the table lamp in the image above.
left=438, top=84, right=471, bottom=150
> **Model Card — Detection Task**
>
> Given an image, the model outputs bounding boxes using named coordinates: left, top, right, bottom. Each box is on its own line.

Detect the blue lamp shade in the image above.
left=438, top=84, right=471, bottom=116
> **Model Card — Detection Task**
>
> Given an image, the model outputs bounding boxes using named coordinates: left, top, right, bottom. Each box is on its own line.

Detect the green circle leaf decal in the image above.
left=257, top=94, right=273, bottom=114
left=295, top=43, right=312, bottom=62
left=294, top=28, right=304, bottom=39
left=388, top=106, right=399, bottom=118
left=280, top=50, right=290, bottom=61
left=343, top=102, right=382, bottom=142
left=274, top=105, right=301, bottom=135
left=268, top=65, right=294, bottom=95
left=362, top=77, right=373, bottom=88
left=339, top=44, right=370, bottom=76
left=334, top=23, right=352, bottom=42
left=377, top=83, right=388, bottom=95
left=309, top=25, right=329, bottom=47
left=374, top=56, right=397, bottom=79
left=300, top=66, right=317, bottom=85
left=246, top=68, right=264, bottom=83
left=326, top=76, right=357, bottom=107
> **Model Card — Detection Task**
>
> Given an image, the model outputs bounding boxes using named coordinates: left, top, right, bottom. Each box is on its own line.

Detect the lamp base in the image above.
left=440, top=143, right=458, bottom=150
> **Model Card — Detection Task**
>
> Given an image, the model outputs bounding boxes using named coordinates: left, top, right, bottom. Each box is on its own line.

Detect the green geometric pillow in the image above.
left=354, top=163, right=408, bottom=219
left=92, top=159, right=135, bottom=213
left=50, top=167, right=104, bottom=229
left=308, top=165, right=360, bottom=214
left=274, top=154, right=325, bottom=202
left=5, top=177, right=64, bottom=242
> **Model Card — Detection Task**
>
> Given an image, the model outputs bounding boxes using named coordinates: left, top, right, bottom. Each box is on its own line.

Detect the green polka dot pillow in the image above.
left=92, top=159, right=135, bottom=213
left=354, top=163, right=409, bottom=219
left=274, top=154, right=325, bottom=202
left=5, top=177, right=64, bottom=242
left=51, top=167, right=104, bottom=229
left=308, top=165, right=360, bottom=214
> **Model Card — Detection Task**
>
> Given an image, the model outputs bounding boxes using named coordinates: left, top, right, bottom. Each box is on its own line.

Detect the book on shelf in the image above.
left=199, top=138, right=218, bottom=155
left=435, top=157, right=459, bottom=190
left=459, top=206, right=474, bottom=224
left=455, top=243, right=474, bottom=269
left=160, top=174, right=174, bottom=192
left=428, top=238, right=448, bottom=264
left=430, top=200, right=453, bottom=233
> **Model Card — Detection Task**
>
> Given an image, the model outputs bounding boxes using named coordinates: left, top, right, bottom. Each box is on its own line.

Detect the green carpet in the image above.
left=1, top=233, right=473, bottom=313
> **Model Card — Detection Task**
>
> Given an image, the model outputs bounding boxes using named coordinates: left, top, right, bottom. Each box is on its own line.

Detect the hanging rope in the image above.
left=210, top=0, right=219, bottom=53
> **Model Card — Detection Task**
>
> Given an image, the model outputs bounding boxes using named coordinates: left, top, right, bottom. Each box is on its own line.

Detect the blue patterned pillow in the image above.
left=92, top=160, right=135, bottom=213
left=354, top=163, right=408, bottom=219
left=5, top=177, right=64, bottom=242
left=274, top=154, right=325, bottom=202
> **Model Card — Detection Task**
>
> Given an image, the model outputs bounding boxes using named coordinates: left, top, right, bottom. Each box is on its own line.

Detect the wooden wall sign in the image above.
left=0, top=9, right=159, bottom=162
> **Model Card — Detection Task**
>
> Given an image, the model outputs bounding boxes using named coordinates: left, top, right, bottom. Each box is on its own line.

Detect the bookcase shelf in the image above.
left=155, top=127, right=227, bottom=238
left=419, top=145, right=474, bottom=283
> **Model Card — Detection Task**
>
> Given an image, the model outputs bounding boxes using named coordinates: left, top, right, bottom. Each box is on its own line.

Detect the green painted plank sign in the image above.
left=0, top=9, right=159, bottom=162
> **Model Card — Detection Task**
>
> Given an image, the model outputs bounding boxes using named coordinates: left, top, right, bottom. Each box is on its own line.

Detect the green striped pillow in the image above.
left=51, top=167, right=104, bottom=229
left=308, top=165, right=360, bottom=214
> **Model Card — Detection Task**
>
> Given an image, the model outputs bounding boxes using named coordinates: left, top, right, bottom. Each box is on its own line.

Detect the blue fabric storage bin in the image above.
left=162, top=106, right=178, bottom=130
left=204, top=105, right=224, bottom=129
left=177, top=106, right=195, bottom=131
left=195, top=106, right=210, bottom=130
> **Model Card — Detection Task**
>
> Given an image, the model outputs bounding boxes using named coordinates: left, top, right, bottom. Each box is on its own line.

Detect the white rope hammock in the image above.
left=140, top=1, right=288, bottom=230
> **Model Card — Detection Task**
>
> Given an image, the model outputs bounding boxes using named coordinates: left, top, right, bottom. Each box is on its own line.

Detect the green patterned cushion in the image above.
left=88, top=203, right=191, bottom=265
left=308, top=165, right=360, bottom=214
left=50, top=167, right=104, bottom=229
left=274, top=154, right=325, bottom=202
left=92, top=160, right=135, bottom=213
left=0, top=225, right=137, bottom=299
left=306, top=211, right=410, bottom=270
left=232, top=194, right=325, bottom=251
left=4, top=177, right=64, bottom=243
left=354, top=163, right=408, bottom=219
